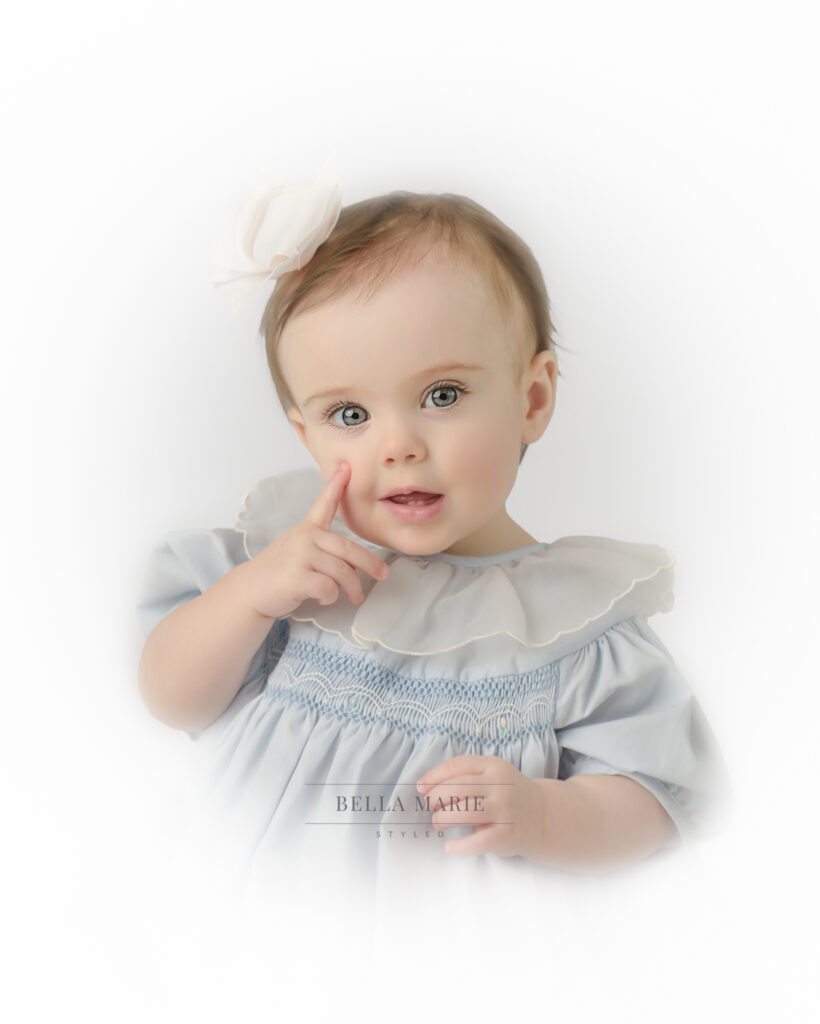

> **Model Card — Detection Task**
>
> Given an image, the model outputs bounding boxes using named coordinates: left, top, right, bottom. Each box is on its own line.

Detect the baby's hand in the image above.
left=417, top=755, right=545, bottom=860
left=240, top=461, right=389, bottom=620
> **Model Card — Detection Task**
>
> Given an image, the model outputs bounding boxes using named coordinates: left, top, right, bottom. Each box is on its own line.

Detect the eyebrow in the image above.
left=303, top=362, right=486, bottom=407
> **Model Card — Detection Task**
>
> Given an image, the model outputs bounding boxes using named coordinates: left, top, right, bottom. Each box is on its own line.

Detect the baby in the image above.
left=137, top=168, right=730, bottom=890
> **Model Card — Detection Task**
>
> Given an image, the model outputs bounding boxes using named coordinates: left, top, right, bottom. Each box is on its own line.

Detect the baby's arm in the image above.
left=528, top=774, right=677, bottom=872
left=138, top=462, right=388, bottom=733
left=420, top=753, right=677, bottom=872
left=138, top=558, right=276, bottom=732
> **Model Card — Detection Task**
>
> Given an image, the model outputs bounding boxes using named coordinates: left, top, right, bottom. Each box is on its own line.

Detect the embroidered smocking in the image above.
left=261, top=635, right=559, bottom=744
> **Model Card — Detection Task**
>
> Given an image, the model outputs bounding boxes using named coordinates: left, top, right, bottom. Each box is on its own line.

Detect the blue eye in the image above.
left=423, top=385, right=461, bottom=409
left=325, top=404, right=369, bottom=429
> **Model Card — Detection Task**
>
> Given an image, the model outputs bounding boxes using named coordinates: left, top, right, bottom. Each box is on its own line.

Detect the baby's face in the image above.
left=279, top=253, right=554, bottom=557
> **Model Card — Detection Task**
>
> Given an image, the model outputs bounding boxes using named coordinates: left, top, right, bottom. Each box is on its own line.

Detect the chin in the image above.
left=384, top=532, right=449, bottom=558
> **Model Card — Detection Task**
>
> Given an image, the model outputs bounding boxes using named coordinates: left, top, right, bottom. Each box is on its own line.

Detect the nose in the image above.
left=379, top=413, right=428, bottom=465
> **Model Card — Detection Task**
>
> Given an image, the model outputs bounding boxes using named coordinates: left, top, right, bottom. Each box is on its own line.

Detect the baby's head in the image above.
left=260, top=192, right=559, bottom=557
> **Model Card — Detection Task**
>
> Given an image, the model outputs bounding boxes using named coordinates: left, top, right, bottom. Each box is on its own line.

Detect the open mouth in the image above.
left=380, top=491, right=445, bottom=522
left=385, top=491, right=442, bottom=506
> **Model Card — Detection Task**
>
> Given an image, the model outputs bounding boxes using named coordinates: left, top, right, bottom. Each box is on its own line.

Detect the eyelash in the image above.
left=319, top=381, right=471, bottom=430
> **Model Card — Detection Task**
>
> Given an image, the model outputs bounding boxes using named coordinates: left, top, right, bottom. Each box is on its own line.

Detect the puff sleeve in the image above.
left=554, top=616, right=731, bottom=848
left=136, top=528, right=287, bottom=738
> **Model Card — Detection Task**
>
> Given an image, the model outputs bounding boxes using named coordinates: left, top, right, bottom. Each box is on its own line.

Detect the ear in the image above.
left=521, top=349, right=558, bottom=445
left=287, top=406, right=313, bottom=454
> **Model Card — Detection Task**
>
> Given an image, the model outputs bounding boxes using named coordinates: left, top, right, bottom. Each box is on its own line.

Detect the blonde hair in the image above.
left=259, top=191, right=559, bottom=463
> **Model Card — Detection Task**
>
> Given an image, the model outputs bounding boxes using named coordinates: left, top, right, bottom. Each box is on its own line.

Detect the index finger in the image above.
left=306, top=461, right=351, bottom=531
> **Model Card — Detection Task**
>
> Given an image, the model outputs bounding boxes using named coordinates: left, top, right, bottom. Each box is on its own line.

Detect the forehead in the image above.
left=279, top=255, right=526, bottom=399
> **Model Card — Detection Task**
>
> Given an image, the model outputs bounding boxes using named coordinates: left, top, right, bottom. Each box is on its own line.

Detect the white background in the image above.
left=3, top=0, right=818, bottom=1019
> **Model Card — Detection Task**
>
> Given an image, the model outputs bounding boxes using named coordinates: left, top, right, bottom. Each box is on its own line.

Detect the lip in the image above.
left=379, top=493, right=445, bottom=523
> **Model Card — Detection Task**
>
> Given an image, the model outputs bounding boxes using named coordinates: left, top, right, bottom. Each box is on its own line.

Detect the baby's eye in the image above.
left=326, top=404, right=369, bottom=429
left=423, top=384, right=464, bottom=409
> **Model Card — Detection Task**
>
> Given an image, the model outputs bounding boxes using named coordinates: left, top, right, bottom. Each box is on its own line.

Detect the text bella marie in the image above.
left=336, top=795, right=485, bottom=813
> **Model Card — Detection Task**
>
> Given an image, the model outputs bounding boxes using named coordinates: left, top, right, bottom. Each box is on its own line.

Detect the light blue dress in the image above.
left=137, top=468, right=730, bottom=897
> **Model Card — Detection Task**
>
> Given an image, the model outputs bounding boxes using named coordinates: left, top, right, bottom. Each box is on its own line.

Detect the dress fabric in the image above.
left=136, top=468, right=731, bottom=901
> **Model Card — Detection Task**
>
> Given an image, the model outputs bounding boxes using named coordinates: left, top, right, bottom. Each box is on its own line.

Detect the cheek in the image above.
left=310, top=435, right=353, bottom=481
left=336, top=490, right=375, bottom=541
left=448, top=422, right=516, bottom=489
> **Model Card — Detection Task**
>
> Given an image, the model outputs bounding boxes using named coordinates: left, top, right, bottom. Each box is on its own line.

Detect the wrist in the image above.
left=224, top=558, right=276, bottom=622
left=527, top=778, right=565, bottom=868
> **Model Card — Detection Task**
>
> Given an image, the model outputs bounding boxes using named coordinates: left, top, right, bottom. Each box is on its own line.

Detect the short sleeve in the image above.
left=554, top=616, right=731, bottom=850
left=136, top=527, right=286, bottom=738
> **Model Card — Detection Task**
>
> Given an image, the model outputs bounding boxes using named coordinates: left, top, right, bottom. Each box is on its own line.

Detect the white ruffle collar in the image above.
left=234, top=468, right=676, bottom=655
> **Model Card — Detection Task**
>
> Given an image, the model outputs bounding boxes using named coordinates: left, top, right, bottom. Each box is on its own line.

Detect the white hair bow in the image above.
left=211, top=156, right=343, bottom=313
